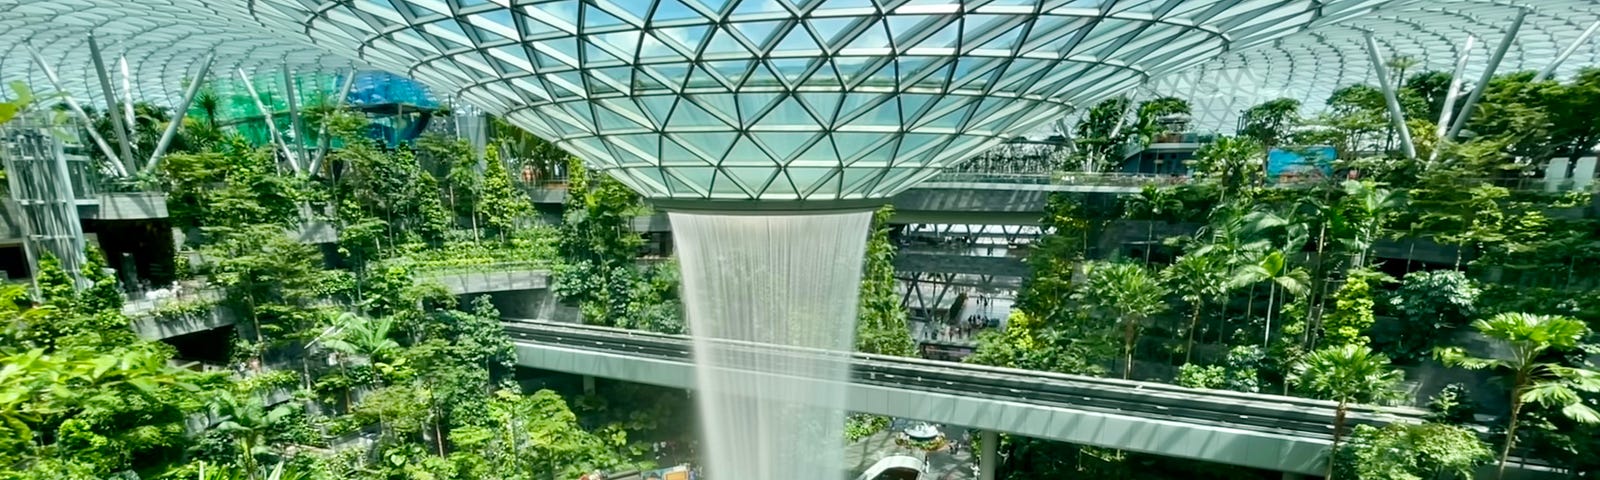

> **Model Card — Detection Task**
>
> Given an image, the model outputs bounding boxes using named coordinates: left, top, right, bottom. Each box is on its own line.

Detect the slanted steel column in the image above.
left=1433, top=35, right=1476, bottom=160
left=238, top=68, right=301, bottom=175
left=118, top=56, right=136, bottom=135
left=979, top=430, right=997, bottom=480
left=1448, top=8, right=1528, bottom=140
left=282, top=66, right=309, bottom=171
left=309, top=69, right=358, bottom=176
left=1535, top=19, right=1600, bottom=82
left=144, top=54, right=215, bottom=173
left=25, top=46, right=128, bottom=177
left=86, top=34, right=137, bottom=175
left=1364, top=32, right=1416, bottom=160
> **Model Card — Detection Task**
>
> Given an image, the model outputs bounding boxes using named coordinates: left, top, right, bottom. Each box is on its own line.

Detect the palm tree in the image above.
left=1435, top=313, right=1600, bottom=479
left=1079, top=262, right=1169, bottom=379
left=322, top=312, right=401, bottom=366
left=1289, top=344, right=1403, bottom=480
left=1161, top=253, right=1227, bottom=364
left=1127, top=185, right=1181, bottom=264
left=1230, top=250, right=1310, bottom=346
left=1337, top=180, right=1402, bottom=269
left=212, top=394, right=293, bottom=480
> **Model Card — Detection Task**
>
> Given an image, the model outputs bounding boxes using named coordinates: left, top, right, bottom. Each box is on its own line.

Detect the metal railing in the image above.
left=925, top=171, right=1189, bottom=188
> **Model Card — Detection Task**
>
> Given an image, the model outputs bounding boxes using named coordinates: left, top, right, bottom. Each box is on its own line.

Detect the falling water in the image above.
left=669, top=210, right=873, bottom=480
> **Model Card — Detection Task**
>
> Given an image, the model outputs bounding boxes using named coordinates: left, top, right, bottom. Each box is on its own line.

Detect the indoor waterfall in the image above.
left=669, top=209, right=873, bottom=480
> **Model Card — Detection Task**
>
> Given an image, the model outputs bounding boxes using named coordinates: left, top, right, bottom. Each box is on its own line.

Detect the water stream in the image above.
left=669, top=210, right=872, bottom=480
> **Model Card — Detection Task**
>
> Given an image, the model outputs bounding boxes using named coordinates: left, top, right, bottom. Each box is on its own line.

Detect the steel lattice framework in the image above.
left=248, top=0, right=1389, bottom=201
left=1155, top=0, right=1600, bottom=132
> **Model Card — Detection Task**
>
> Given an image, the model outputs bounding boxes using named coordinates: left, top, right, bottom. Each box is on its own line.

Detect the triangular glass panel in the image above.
left=709, top=170, right=751, bottom=198
left=591, top=0, right=644, bottom=27
left=690, top=93, right=741, bottom=125
left=593, top=30, right=642, bottom=58
left=840, top=168, right=883, bottom=197
left=642, top=63, right=691, bottom=90
left=897, top=94, right=937, bottom=123
left=724, top=136, right=773, bottom=167
left=731, top=0, right=789, bottom=17
left=624, top=168, right=670, bottom=195
left=837, top=93, right=892, bottom=123
left=652, top=0, right=707, bottom=23
left=792, top=137, right=838, bottom=166
left=840, top=20, right=890, bottom=52
left=803, top=169, right=841, bottom=199
left=638, top=33, right=687, bottom=62
left=667, top=100, right=730, bottom=129
left=527, top=1, right=580, bottom=33
left=743, top=62, right=784, bottom=88
left=705, top=27, right=751, bottom=56
left=652, top=25, right=709, bottom=57
left=531, top=37, right=580, bottom=66
left=849, top=138, right=899, bottom=167
left=723, top=167, right=778, bottom=195
left=831, top=131, right=887, bottom=161
left=685, top=64, right=724, bottom=89
left=912, top=19, right=960, bottom=50
left=660, top=136, right=710, bottom=165
left=886, top=15, right=935, bottom=46
left=756, top=95, right=819, bottom=129
left=797, top=91, right=843, bottom=125
left=705, top=60, right=753, bottom=87
left=871, top=167, right=922, bottom=196
left=766, top=58, right=815, bottom=87
left=685, top=0, right=732, bottom=17
left=735, top=92, right=781, bottom=126
left=662, top=168, right=706, bottom=195
left=751, top=132, right=814, bottom=163
left=611, top=133, right=660, bottom=159
left=581, top=2, right=628, bottom=30
left=845, top=100, right=901, bottom=128
left=772, top=23, right=819, bottom=54
left=637, top=95, right=679, bottom=126
left=672, top=131, right=738, bottom=160
left=762, top=173, right=800, bottom=199
left=731, top=20, right=785, bottom=47
left=785, top=167, right=833, bottom=198
left=598, top=97, right=654, bottom=130
left=805, top=17, right=858, bottom=50
left=914, top=100, right=974, bottom=130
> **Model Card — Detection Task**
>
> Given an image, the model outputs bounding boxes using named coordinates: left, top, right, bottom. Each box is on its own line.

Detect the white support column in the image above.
left=979, top=430, right=997, bottom=480
left=238, top=68, right=301, bottom=175
left=1432, top=34, right=1476, bottom=163
left=309, top=69, right=358, bottom=176
left=24, top=46, right=128, bottom=177
left=1448, top=9, right=1528, bottom=140
left=1364, top=32, right=1416, bottom=160
left=282, top=66, right=309, bottom=173
left=144, top=54, right=215, bottom=174
left=87, top=34, right=138, bottom=175
left=1535, top=19, right=1600, bottom=82
left=118, top=56, right=136, bottom=135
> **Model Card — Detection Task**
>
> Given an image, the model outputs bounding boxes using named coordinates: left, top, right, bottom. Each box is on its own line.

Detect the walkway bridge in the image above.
left=505, top=320, right=1415, bottom=476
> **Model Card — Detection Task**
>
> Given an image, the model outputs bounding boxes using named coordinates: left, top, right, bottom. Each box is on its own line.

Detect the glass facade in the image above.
left=256, top=0, right=1387, bottom=201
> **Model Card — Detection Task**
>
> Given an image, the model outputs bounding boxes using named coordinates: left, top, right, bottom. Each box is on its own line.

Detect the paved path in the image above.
left=843, top=422, right=978, bottom=480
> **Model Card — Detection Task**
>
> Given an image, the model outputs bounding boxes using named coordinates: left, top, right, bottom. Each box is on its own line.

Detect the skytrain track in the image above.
left=501, top=319, right=1428, bottom=441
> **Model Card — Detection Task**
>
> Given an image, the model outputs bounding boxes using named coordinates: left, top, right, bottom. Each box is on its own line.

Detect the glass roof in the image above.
left=1154, top=0, right=1600, bottom=132
left=253, top=0, right=1383, bottom=201
left=0, top=0, right=357, bottom=106
left=7, top=1, right=1595, bottom=199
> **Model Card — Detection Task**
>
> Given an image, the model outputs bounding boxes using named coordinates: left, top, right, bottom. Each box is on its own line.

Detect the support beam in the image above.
left=238, top=68, right=301, bottom=175
left=308, top=69, right=357, bottom=176
left=282, top=66, right=309, bottom=173
left=980, top=430, right=997, bottom=480
left=1432, top=34, right=1476, bottom=163
left=1535, top=19, right=1600, bottom=82
left=1448, top=9, right=1528, bottom=140
left=118, top=56, right=136, bottom=135
left=24, top=46, right=128, bottom=177
left=144, top=54, right=214, bottom=174
left=87, top=34, right=138, bottom=175
left=1364, top=32, right=1416, bottom=160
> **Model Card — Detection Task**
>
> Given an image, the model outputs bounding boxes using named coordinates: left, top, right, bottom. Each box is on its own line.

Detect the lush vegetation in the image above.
left=0, top=90, right=653, bottom=479
left=975, top=66, right=1600, bottom=479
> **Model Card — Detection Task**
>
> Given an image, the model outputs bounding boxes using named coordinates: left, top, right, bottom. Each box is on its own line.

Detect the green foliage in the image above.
left=1078, top=261, right=1169, bottom=379
left=0, top=81, right=37, bottom=126
left=480, top=146, right=533, bottom=239
left=843, top=414, right=890, bottom=443
left=1334, top=423, right=1492, bottom=480
left=855, top=206, right=914, bottom=357
left=1290, top=344, right=1404, bottom=406
left=553, top=160, right=681, bottom=332
left=1239, top=98, right=1301, bottom=147
left=1188, top=136, right=1264, bottom=200
left=1425, top=383, right=1479, bottom=424
left=1323, top=269, right=1379, bottom=348
left=1379, top=270, right=1477, bottom=361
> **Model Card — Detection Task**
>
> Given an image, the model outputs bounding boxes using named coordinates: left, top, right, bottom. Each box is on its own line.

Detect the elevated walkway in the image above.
left=504, top=320, right=1415, bottom=475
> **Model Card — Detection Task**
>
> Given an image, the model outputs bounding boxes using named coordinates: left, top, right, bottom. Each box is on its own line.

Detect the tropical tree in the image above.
left=323, top=312, right=402, bottom=367
left=1334, top=423, right=1492, bottom=480
left=1189, top=136, right=1265, bottom=202
left=1336, top=180, right=1402, bottom=269
left=1435, top=313, right=1600, bottom=479
left=1289, top=344, right=1404, bottom=480
left=212, top=394, right=294, bottom=480
left=1161, top=252, right=1227, bottom=363
left=1230, top=250, right=1310, bottom=346
left=1078, top=261, right=1168, bottom=379
left=1239, top=98, right=1302, bottom=148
